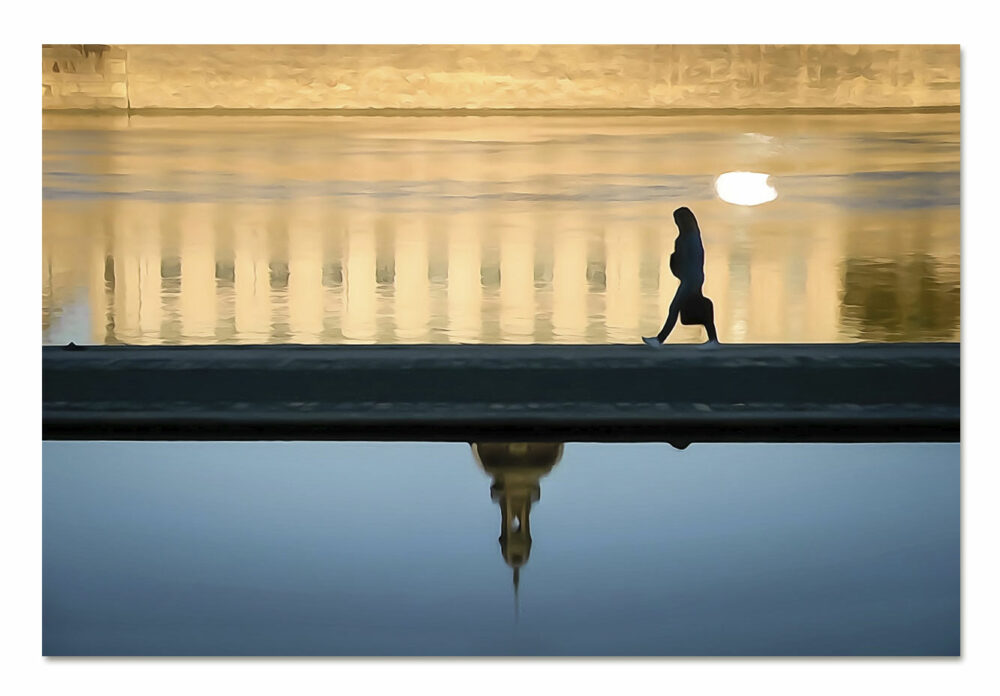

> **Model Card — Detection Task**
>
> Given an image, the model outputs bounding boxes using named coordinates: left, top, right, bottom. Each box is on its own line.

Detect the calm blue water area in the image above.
left=43, top=442, right=959, bottom=656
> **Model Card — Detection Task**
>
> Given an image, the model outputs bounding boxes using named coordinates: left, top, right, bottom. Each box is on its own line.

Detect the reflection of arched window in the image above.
left=840, top=254, right=960, bottom=341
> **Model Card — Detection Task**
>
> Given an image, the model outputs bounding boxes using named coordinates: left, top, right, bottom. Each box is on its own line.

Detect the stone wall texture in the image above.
left=42, top=44, right=960, bottom=110
left=43, top=45, right=129, bottom=108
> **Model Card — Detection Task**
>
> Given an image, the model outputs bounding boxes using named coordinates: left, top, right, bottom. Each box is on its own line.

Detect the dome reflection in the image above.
left=472, top=442, right=563, bottom=621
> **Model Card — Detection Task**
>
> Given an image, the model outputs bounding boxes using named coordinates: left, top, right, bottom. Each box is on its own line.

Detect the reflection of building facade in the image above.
left=41, top=114, right=960, bottom=346
left=472, top=442, right=563, bottom=601
left=47, top=200, right=958, bottom=345
left=839, top=206, right=961, bottom=341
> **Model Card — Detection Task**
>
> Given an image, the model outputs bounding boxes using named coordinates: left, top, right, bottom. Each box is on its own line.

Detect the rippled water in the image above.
left=42, top=111, right=960, bottom=345
left=43, top=441, right=960, bottom=656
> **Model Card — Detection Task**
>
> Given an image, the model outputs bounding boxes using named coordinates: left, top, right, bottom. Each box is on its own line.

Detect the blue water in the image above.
left=42, top=441, right=959, bottom=656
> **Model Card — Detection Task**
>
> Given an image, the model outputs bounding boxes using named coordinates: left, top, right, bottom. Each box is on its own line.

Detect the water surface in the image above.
left=42, top=112, right=960, bottom=345
left=43, top=441, right=959, bottom=656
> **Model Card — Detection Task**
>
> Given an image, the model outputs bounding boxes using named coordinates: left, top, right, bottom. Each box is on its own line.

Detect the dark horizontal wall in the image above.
left=42, top=343, right=960, bottom=442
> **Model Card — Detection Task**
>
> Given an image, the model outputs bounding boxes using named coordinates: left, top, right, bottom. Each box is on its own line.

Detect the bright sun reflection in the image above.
left=715, top=171, right=777, bottom=206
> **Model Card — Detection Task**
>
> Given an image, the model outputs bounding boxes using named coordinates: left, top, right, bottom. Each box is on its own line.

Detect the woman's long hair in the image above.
left=672, top=206, right=701, bottom=238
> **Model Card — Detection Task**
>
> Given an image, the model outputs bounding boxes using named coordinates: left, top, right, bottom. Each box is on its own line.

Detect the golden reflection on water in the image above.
left=42, top=112, right=960, bottom=345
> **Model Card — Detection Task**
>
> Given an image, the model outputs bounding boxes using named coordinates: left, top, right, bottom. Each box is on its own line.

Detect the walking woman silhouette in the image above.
left=643, top=207, right=719, bottom=346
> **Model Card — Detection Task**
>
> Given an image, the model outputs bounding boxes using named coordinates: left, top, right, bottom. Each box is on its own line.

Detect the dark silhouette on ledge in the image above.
left=644, top=206, right=719, bottom=346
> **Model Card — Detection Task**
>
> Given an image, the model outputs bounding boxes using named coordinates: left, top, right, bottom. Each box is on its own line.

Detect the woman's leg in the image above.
left=704, top=317, right=719, bottom=343
left=701, top=296, right=719, bottom=343
left=656, top=293, right=683, bottom=343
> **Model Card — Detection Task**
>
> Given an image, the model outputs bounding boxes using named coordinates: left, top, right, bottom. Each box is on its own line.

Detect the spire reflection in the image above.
left=472, top=442, right=563, bottom=620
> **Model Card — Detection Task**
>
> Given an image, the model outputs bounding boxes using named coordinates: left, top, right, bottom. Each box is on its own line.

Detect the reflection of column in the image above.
left=233, top=225, right=271, bottom=341
left=138, top=227, right=162, bottom=342
left=288, top=226, right=323, bottom=343
left=41, top=241, right=53, bottom=335
left=394, top=225, right=430, bottom=341
left=638, top=225, right=664, bottom=342
left=500, top=228, right=535, bottom=341
left=113, top=221, right=161, bottom=344
left=658, top=233, right=674, bottom=324
left=180, top=218, right=216, bottom=341
left=447, top=227, right=481, bottom=343
left=88, top=235, right=107, bottom=343
left=321, top=218, right=343, bottom=342
left=748, top=253, right=784, bottom=342
left=605, top=228, right=640, bottom=342
left=727, top=229, right=752, bottom=343
left=704, top=240, right=730, bottom=343
left=804, top=232, right=841, bottom=342
left=552, top=229, right=587, bottom=342
left=343, top=227, right=376, bottom=342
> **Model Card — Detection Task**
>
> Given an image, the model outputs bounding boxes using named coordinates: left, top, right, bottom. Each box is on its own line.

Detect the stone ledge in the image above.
left=42, top=343, right=960, bottom=442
